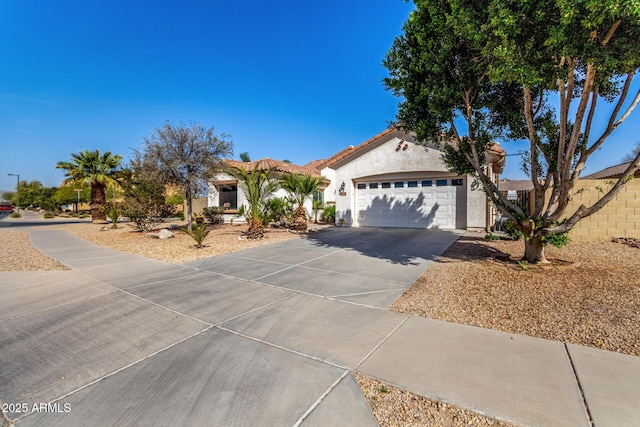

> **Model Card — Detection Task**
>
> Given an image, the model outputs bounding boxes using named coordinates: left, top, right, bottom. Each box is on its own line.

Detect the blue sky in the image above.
left=0, top=1, right=638, bottom=192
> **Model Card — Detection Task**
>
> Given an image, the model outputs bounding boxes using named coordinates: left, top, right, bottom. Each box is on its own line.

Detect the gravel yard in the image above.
left=0, top=230, right=68, bottom=271
left=391, top=234, right=640, bottom=357
left=42, top=222, right=303, bottom=264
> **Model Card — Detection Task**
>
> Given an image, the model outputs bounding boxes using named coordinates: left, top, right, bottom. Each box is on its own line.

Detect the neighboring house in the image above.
left=208, top=158, right=326, bottom=223
left=208, top=127, right=505, bottom=230
left=568, top=161, right=640, bottom=241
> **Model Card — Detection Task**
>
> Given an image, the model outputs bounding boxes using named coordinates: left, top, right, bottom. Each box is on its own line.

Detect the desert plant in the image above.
left=202, top=206, right=225, bottom=224
left=10, top=211, right=21, bottom=218
left=228, top=165, right=279, bottom=239
left=43, top=211, right=55, bottom=219
left=184, top=217, right=210, bottom=248
left=56, top=149, right=123, bottom=222
left=107, top=204, right=121, bottom=228
left=321, top=204, right=336, bottom=223
left=280, top=173, right=322, bottom=232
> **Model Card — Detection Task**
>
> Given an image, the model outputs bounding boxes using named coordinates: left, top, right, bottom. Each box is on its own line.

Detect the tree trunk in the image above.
left=91, top=183, right=107, bottom=223
left=246, top=217, right=264, bottom=239
left=293, top=205, right=308, bottom=232
left=186, top=189, right=193, bottom=231
left=523, top=236, right=548, bottom=264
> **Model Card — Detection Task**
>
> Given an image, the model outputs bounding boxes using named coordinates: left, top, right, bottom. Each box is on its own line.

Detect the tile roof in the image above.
left=499, top=179, right=534, bottom=191
left=325, top=127, right=399, bottom=167
left=224, top=158, right=322, bottom=177
left=581, top=162, right=639, bottom=179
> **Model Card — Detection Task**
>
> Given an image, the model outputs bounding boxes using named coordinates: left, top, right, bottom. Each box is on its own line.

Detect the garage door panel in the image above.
left=356, top=178, right=459, bottom=229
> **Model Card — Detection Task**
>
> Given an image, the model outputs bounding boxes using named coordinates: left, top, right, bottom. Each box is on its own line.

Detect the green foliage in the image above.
left=503, top=220, right=524, bottom=241
left=517, top=260, right=529, bottom=271
left=176, top=210, right=185, bottom=221
left=184, top=218, right=210, bottom=248
left=54, top=186, right=90, bottom=207
left=485, top=232, right=500, bottom=241
left=202, top=206, right=225, bottom=224
left=385, top=0, right=640, bottom=262
left=165, top=193, right=185, bottom=206
left=119, top=169, right=175, bottom=232
left=321, top=204, right=336, bottom=223
left=56, top=149, right=123, bottom=221
left=10, top=211, right=21, bottom=218
left=107, top=204, right=121, bottom=228
left=239, top=151, right=251, bottom=162
left=280, top=173, right=323, bottom=231
left=43, top=211, right=55, bottom=219
left=228, top=165, right=279, bottom=238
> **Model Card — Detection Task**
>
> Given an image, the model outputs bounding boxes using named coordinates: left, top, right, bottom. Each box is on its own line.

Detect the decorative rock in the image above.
left=158, top=229, right=174, bottom=239
left=99, top=226, right=111, bottom=231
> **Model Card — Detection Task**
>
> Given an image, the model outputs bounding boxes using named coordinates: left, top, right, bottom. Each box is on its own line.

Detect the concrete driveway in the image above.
left=2, top=227, right=638, bottom=426
left=184, top=227, right=463, bottom=308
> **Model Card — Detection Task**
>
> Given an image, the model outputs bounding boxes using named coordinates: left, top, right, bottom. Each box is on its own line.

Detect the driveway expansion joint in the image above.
left=564, top=342, right=596, bottom=427
left=292, top=370, right=351, bottom=427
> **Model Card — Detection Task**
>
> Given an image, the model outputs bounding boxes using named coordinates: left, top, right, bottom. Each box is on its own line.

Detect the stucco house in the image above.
left=208, top=127, right=505, bottom=230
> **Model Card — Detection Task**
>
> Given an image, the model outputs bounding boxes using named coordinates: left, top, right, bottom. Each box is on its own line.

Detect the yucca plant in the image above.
left=184, top=216, right=210, bottom=248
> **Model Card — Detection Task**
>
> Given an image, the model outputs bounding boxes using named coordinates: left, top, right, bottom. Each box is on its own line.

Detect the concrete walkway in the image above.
left=1, top=228, right=639, bottom=426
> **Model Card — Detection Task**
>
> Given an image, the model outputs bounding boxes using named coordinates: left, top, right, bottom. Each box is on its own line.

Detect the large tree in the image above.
left=384, top=0, right=640, bottom=263
left=56, top=150, right=123, bottom=222
left=135, top=121, right=233, bottom=230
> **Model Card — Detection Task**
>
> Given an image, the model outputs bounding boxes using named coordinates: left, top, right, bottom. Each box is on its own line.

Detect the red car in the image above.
left=0, top=203, right=14, bottom=213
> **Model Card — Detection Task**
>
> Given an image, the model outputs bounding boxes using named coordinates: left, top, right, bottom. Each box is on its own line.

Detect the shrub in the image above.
left=176, top=210, right=185, bottom=221
left=107, top=204, right=121, bottom=228
left=184, top=218, right=210, bottom=248
left=202, top=206, right=225, bottom=224
left=43, top=211, right=55, bottom=219
left=321, top=204, right=336, bottom=223
left=10, top=211, right=21, bottom=218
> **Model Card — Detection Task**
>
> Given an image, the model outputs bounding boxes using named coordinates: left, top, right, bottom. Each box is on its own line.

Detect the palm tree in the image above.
left=56, top=149, right=123, bottom=222
left=228, top=165, right=279, bottom=239
left=280, top=173, right=323, bottom=232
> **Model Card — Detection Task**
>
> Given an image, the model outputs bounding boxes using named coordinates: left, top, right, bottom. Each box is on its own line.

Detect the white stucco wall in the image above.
left=208, top=173, right=315, bottom=223
left=332, top=136, right=457, bottom=227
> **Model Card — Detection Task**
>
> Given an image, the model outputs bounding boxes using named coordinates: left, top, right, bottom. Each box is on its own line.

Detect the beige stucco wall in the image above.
left=563, top=178, right=640, bottom=242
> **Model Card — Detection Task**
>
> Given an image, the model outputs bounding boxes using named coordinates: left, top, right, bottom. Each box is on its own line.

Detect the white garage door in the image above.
left=355, top=178, right=460, bottom=229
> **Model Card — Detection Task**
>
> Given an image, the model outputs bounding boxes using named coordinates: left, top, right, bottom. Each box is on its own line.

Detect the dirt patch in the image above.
left=390, top=235, right=640, bottom=356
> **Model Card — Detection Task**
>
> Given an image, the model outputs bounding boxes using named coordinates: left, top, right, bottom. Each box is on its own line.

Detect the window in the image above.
left=313, top=190, right=324, bottom=204
left=218, top=184, right=237, bottom=209
left=369, top=183, right=379, bottom=189
left=357, top=183, right=366, bottom=189
left=421, top=180, right=432, bottom=187
left=452, top=179, right=464, bottom=186
left=407, top=181, right=418, bottom=188
left=436, top=179, right=448, bottom=186
left=394, top=181, right=404, bottom=188
left=381, top=182, right=391, bottom=189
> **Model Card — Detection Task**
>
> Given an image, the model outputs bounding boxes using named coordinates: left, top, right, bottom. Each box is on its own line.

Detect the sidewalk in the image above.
left=2, top=229, right=638, bottom=426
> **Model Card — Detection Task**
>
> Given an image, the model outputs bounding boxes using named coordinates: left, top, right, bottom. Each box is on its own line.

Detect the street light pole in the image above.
left=75, top=189, right=82, bottom=215
left=7, top=173, right=19, bottom=213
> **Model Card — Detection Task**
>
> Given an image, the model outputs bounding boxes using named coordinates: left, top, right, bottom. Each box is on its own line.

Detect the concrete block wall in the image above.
left=564, top=178, right=640, bottom=242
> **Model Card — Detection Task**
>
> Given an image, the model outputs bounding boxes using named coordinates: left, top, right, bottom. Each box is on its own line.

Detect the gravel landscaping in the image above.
left=391, top=234, right=640, bottom=357
left=42, top=222, right=303, bottom=264
left=0, top=230, right=68, bottom=271
left=354, top=373, right=515, bottom=427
